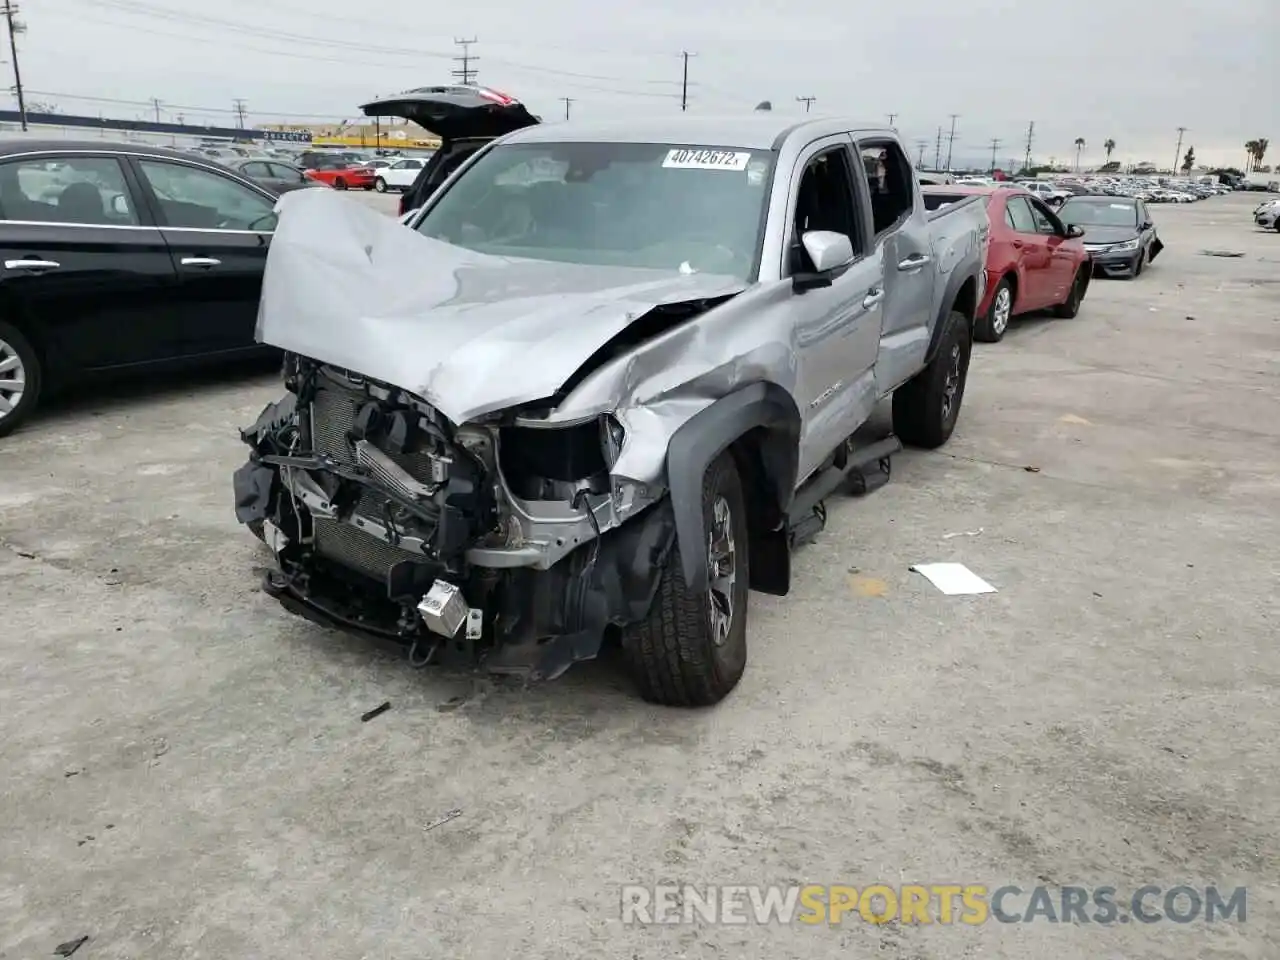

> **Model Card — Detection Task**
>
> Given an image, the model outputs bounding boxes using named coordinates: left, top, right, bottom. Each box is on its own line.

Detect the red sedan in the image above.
left=303, top=161, right=376, bottom=191
left=924, top=185, right=1092, bottom=342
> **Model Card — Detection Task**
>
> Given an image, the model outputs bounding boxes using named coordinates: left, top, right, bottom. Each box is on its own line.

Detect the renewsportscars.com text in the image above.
left=620, top=884, right=1247, bottom=926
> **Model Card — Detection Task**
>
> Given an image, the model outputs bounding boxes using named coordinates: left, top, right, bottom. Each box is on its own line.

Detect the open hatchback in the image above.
left=360, top=85, right=540, bottom=214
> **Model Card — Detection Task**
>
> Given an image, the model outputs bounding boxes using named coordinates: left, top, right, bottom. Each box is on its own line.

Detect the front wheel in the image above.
left=0, top=320, right=41, bottom=439
left=975, top=277, right=1014, bottom=343
left=1054, top=266, right=1089, bottom=318
left=892, top=310, right=972, bottom=449
left=374, top=177, right=387, bottom=193
left=333, top=177, right=347, bottom=190
left=621, top=452, right=749, bottom=707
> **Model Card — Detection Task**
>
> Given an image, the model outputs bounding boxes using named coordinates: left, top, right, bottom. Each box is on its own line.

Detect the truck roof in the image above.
left=504, top=115, right=896, bottom=151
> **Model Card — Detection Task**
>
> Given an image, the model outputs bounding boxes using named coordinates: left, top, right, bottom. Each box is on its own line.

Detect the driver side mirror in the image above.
left=1065, top=224, right=1085, bottom=238
left=793, top=230, right=854, bottom=291
left=1140, top=220, right=1154, bottom=231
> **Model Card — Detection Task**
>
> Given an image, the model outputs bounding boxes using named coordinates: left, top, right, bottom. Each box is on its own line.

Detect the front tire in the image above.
left=1054, top=266, right=1089, bottom=318
left=893, top=310, right=972, bottom=449
left=0, top=320, right=41, bottom=439
left=334, top=177, right=347, bottom=190
left=975, top=277, right=1014, bottom=343
left=622, top=452, right=749, bottom=707
left=374, top=177, right=388, bottom=193
left=1132, top=246, right=1146, bottom=278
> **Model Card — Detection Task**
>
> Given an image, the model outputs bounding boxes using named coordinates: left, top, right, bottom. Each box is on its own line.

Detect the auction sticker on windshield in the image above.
left=663, top=149, right=751, bottom=171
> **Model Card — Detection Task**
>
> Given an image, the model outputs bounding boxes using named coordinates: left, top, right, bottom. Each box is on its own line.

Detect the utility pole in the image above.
left=233, top=98, right=248, bottom=129
left=560, top=97, right=573, bottom=121
left=886, top=112, right=897, bottom=128
left=914, top=139, right=928, bottom=167
left=796, top=96, right=816, bottom=113
left=933, top=126, right=943, bottom=170
left=452, top=37, right=478, bottom=85
left=680, top=51, right=696, bottom=112
left=150, top=97, right=163, bottom=123
left=1172, top=126, right=1186, bottom=175
left=3, top=0, right=26, bottom=132
left=988, top=138, right=1002, bottom=173
left=1023, top=120, right=1035, bottom=172
left=944, top=113, right=959, bottom=171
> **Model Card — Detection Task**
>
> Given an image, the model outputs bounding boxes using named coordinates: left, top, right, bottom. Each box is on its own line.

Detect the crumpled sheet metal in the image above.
left=257, top=189, right=749, bottom=426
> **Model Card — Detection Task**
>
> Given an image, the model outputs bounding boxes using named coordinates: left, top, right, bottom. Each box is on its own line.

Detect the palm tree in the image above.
left=1255, top=138, right=1270, bottom=172
left=1074, top=137, right=1086, bottom=172
left=1246, top=138, right=1269, bottom=173
left=1245, top=140, right=1257, bottom=172
left=1104, top=138, right=1116, bottom=163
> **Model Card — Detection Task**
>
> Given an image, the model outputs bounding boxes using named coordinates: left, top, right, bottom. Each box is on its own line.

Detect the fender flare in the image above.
left=665, top=382, right=801, bottom=590
left=925, top=266, right=981, bottom=363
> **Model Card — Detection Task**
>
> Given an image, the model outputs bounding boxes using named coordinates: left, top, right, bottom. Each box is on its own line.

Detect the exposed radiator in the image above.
left=309, top=379, right=443, bottom=479
left=312, top=517, right=413, bottom=581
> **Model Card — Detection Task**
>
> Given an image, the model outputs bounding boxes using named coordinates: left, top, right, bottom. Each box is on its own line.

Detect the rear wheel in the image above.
left=621, top=452, right=749, bottom=707
left=975, top=277, right=1014, bottom=343
left=1054, top=266, right=1089, bottom=318
left=374, top=177, right=387, bottom=193
left=334, top=177, right=347, bottom=190
left=0, top=320, right=41, bottom=439
left=893, top=310, right=972, bottom=449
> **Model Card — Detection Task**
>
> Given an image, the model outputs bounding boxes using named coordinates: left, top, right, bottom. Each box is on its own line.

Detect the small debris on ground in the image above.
left=360, top=701, right=392, bottom=723
left=423, top=808, right=463, bottom=833
left=17, top=549, right=36, bottom=559
left=1199, top=249, right=1245, bottom=258
left=910, top=563, right=997, bottom=596
left=435, top=696, right=466, bottom=713
left=942, top=528, right=983, bottom=540
left=1024, top=465, right=1041, bottom=473
left=64, top=769, right=82, bottom=779
left=53, top=935, right=90, bottom=957
left=848, top=575, right=888, bottom=598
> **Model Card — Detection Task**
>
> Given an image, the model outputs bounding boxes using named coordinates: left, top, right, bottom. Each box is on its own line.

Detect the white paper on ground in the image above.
left=910, top=562, right=997, bottom=596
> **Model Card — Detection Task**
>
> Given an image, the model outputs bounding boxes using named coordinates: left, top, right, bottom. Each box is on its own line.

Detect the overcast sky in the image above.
left=20, top=0, right=1280, bottom=169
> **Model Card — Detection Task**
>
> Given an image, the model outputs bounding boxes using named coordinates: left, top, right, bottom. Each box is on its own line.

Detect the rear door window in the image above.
left=0, top=155, right=140, bottom=225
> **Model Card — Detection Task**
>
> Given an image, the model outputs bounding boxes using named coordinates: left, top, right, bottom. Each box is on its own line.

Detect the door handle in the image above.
left=180, top=257, right=222, bottom=268
left=897, top=254, right=931, bottom=271
left=1011, top=240, right=1024, bottom=248
left=862, top=288, right=885, bottom=309
left=5, top=258, right=60, bottom=271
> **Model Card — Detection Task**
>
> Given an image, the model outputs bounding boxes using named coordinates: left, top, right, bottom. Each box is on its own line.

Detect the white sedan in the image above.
left=374, top=157, right=427, bottom=193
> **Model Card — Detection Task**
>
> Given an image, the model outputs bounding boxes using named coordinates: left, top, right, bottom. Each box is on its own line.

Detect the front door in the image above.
left=1003, top=196, right=1054, bottom=309
left=784, top=138, right=886, bottom=483
left=1027, top=197, right=1079, bottom=302
left=0, top=153, right=180, bottom=372
left=129, top=157, right=277, bottom=357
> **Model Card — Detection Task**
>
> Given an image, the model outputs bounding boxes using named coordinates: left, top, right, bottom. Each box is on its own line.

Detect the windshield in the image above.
left=1059, top=198, right=1138, bottom=227
left=416, top=141, right=774, bottom=279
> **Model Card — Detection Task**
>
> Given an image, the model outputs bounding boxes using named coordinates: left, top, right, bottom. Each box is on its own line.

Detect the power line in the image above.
left=232, top=97, right=247, bottom=127
left=680, top=51, right=696, bottom=112
left=914, top=139, right=927, bottom=167
left=1023, top=120, right=1035, bottom=171
left=933, top=126, right=942, bottom=170
left=559, top=97, right=573, bottom=121
left=886, top=112, right=896, bottom=128
left=452, top=37, right=478, bottom=85
left=46, top=0, right=687, bottom=96
left=149, top=96, right=162, bottom=122
left=796, top=96, right=816, bottom=113
left=988, top=137, right=1002, bottom=173
left=945, top=114, right=959, bottom=171
left=1173, top=126, right=1186, bottom=175
left=3, top=0, right=26, bottom=131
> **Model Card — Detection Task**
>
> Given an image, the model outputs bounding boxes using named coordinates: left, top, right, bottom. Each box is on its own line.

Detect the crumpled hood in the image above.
left=257, top=189, right=747, bottom=424
left=1079, top=225, right=1139, bottom=245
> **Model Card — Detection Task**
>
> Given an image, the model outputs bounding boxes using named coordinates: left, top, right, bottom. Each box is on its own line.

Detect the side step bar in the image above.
left=787, top=435, right=901, bottom=547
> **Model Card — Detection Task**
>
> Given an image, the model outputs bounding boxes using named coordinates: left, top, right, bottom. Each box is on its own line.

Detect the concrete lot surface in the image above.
left=1, top=193, right=1277, bottom=959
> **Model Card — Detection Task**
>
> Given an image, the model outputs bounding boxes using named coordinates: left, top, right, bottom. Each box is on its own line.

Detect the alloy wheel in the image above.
left=992, top=287, right=1012, bottom=336
left=941, top=343, right=962, bottom=424
left=707, top=495, right=737, bottom=647
left=0, top=336, right=26, bottom=422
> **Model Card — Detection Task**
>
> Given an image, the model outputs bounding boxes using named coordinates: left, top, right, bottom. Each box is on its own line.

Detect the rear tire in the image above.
left=374, top=177, right=387, bottom=193
left=0, top=320, right=41, bottom=439
left=621, top=452, right=749, bottom=707
left=334, top=177, right=347, bottom=190
left=975, top=277, right=1013, bottom=343
left=893, top=310, right=972, bottom=449
left=1054, top=266, right=1089, bottom=318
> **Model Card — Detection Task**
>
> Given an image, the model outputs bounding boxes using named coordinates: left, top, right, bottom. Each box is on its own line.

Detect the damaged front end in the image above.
left=234, top=355, right=676, bottom=679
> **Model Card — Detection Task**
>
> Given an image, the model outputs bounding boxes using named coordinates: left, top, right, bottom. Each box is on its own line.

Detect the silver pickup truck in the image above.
left=233, top=115, right=989, bottom=706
